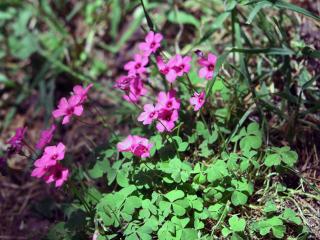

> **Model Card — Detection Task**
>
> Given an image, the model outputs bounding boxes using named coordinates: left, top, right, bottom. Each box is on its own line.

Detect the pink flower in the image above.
left=156, top=56, right=170, bottom=75
left=156, top=109, right=179, bottom=132
left=34, top=142, right=66, bottom=168
left=117, top=135, right=153, bottom=158
left=190, top=91, right=206, bottom=111
left=117, top=135, right=134, bottom=152
left=52, top=95, right=83, bottom=124
left=7, top=127, right=27, bottom=155
left=139, top=31, right=163, bottom=56
left=124, top=54, right=148, bottom=75
left=156, top=90, right=180, bottom=110
left=73, top=83, right=93, bottom=103
left=166, top=55, right=192, bottom=83
left=43, top=163, right=69, bottom=187
left=131, top=136, right=153, bottom=158
left=31, top=165, right=47, bottom=178
left=36, top=125, right=56, bottom=150
left=123, top=76, right=147, bottom=103
left=198, top=53, right=217, bottom=80
left=138, top=104, right=158, bottom=125
left=31, top=142, right=69, bottom=188
left=114, top=75, right=133, bottom=91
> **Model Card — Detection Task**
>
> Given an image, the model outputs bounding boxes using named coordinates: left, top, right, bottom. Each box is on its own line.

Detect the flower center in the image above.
left=54, top=169, right=62, bottom=179
left=208, top=64, right=215, bottom=71
left=149, top=112, right=155, bottom=118
left=135, top=63, right=141, bottom=69
left=51, top=154, right=58, bottom=160
left=166, top=101, right=172, bottom=108
left=174, top=64, right=184, bottom=73
left=150, top=41, right=156, bottom=48
left=66, top=107, right=74, bottom=115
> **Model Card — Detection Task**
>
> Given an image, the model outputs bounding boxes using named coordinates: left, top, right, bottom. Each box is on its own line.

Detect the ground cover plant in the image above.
left=1, top=0, right=319, bottom=239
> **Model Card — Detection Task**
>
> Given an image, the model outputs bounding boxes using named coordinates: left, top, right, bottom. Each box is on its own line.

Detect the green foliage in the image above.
left=14, top=0, right=316, bottom=239
left=265, top=146, right=298, bottom=167
left=85, top=118, right=307, bottom=239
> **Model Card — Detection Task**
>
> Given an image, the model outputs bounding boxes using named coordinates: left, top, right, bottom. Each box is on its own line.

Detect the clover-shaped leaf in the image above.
left=228, top=215, right=246, bottom=232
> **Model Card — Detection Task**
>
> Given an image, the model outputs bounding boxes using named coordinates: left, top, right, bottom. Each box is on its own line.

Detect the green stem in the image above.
left=211, top=200, right=230, bottom=235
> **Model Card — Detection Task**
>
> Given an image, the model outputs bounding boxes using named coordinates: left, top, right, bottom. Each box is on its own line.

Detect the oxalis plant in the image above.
left=3, top=1, right=320, bottom=240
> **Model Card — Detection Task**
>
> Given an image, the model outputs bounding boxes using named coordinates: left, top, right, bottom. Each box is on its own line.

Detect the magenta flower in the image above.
left=156, top=90, right=180, bottom=110
left=7, top=127, right=27, bottom=155
left=43, top=163, right=69, bottom=188
left=190, top=91, right=206, bottom=111
left=156, top=56, right=170, bottom=75
left=138, top=104, right=158, bottom=125
left=52, top=95, right=83, bottom=124
left=198, top=53, right=217, bottom=80
left=132, top=142, right=153, bottom=158
left=156, top=109, right=179, bottom=132
left=124, top=54, right=149, bottom=75
left=114, top=75, right=133, bottom=91
left=31, top=165, right=47, bottom=178
left=31, top=142, right=69, bottom=187
left=166, top=55, right=192, bottom=83
left=123, top=76, right=147, bottom=103
left=139, top=31, right=163, bottom=56
left=36, top=125, right=56, bottom=150
left=32, top=163, right=69, bottom=188
left=117, top=135, right=153, bottom=158
left=117, top=135, right=134, bottom=152
left=34, top=142, right=66, bottom=168
left=73, top=83, right=93, bottom=103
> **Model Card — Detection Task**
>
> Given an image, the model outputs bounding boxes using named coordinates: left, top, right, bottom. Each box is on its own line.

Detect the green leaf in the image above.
left=231, top=47, right=294, bottom=55
left=272, top=225, right=286, bottom=239
left=116, top=172, right=129, bottom=187
left=280, top=150, right=298, bottom=167
left=172, top=202, right=187, bottom=216
left=206, top=160, right=229, bottom=182
left=253, top=217, right=285, bottom=238
left=281, top=208, right=302, bottom=225
left=208, top=203, right=224, bottom=220
left=123, top=196, right=142, bottom=215
left=229, top=215, right=246, bottom=232
left=272, top=0, right=320, bottom=21
left=246, top=1, right=272, bottom=24
left=165, top=190, right=185, bottom=202
left=263, top=201, right=277, bottom=213
left=167, top=10, right=200, bottom=28
left=222, top=227, right=232, bottom=237
left=231, top=191, right=248, bottom=206
left=264, top=154, right=281, bottom=167
left=181, top=229, right=198, bottom=240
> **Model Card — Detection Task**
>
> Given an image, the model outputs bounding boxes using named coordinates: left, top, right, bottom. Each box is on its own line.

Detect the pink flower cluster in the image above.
left=115, top=31, right=163, bottom=103
left=138, top=90, right=180, bottom=132
left=32, top=143, right=69, bottom=187
left=115, top=32, right=217, bottom=158
left=52, top=84, right=93, bottom=124
left=30, top=83, right=93, bottom=187
left=197, top=53, right=217, bottom=80
left=157, top=55, right=192, bottom=83
left=117, top=135, right=153, bottom=158
left=190, top=91, right=206, bottom=111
